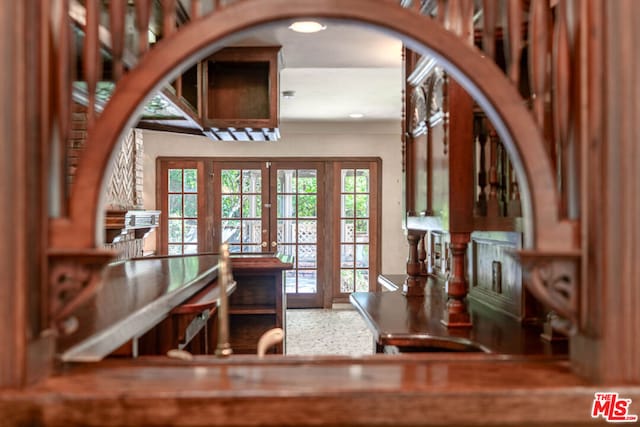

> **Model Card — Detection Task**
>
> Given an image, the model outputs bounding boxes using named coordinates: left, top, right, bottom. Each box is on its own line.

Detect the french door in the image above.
left=270, top=162, right=324, bottom=307
left=159, top=158, right=379, bottom=308
left=211, top=161, right=324, bottom=307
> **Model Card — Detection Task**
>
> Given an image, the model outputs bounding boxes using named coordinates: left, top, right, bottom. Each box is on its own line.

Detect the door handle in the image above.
left=271, top=241, right=277, bottom=248
left=261, top=242, right=267, bottom=248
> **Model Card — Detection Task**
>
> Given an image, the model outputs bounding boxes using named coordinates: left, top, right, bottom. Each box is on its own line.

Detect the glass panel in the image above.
left=221, top=169, right=240, bottom=193
left=355, top=169, right=370, bottom=193
left=168, top=194, right=182, bottom=218
left=183, top=169, right=197, bottom=192
left=228, top=245, right=241, bottom=253
left=184, top=244, right=198, bottom=254
left=168, top=219, right=182, bottom=243
left=242, top=169, right=262, bottom=193
left=297, top=220, right=317, bottom=243
left=341, top=194, right=354, bottom=217
left=242, top=245, right=262, bottom=253
left=278, top=244, right=296, bottom=258
left=355, top=219, right=369, bottom=242
left=341, top=219, right=355, bottom=242
left=355, top=270, right=369, bottom=292
left=298, top=245, right=317, bottom=269
left=242, top=195, right=261, bottom=218
left=297, top=170, right=317, bottom=193
left=341, top=169, right=355, bottom=192
left=297, top=195, right=317, bottom=218
left=277, top=195, right=296, bottom=218
left=183, top=194, right=197, bottom=217
left=221, top=195, right=240, bottom=218
left=356, top=244, right=369, bottom=268
left=341, top=244, right=354, bottom=268
left=242, top=220, right=261, bottom=244
left=285, top=270, right=297, bottom=293
left=221, top=220, right=240, bottom=243
left=184, top=219, right=198, bottom=243
left=277, top=220, right=297, bottom=243
left=340, top=269, right=354, bottom=293
left=168, top=169, right=182, bottom=192
left=168, top=245, right=182, bottom=255
left=355, top=194, right=369, bottom=217
left=298, top=270, right=317, bottom=293
left=277, top=169, right=296, bottom=193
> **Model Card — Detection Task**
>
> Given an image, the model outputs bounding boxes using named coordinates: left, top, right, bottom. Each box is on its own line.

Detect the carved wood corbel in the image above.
left=516, top=250, right=581, bottom=335
left=48, top=250, right=114, bottom=335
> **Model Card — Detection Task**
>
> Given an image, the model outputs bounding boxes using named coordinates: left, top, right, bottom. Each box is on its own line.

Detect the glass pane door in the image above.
left=166, top=165, right=200, bottom=255
left=335, top=163, right=378, bottom=298
left=271, top=163, right=324, bottom=308
left=214, top=162, right=269, bottom=253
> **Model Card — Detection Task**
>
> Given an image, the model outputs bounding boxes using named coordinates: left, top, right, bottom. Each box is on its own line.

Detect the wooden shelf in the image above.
left=229, top=306, right=276, bottom=315
left=227, top=253, right=291, bottom=355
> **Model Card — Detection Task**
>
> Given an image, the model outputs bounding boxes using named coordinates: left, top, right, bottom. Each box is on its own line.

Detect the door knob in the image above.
left=271, top=241, right=277, bottom=248
left=261, top=241, right=267, bottom=248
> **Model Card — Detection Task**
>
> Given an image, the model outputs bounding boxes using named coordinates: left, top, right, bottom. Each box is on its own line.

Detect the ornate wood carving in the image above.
left=49, top=251, right=114, bottom=335
left=53, top=0, right=576, bottom=255
left=516, top=251, right=580, bottom=334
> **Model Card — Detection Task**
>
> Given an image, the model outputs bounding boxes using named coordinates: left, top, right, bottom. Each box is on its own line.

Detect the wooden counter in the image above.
left=58, top=254, right=222, bottom=362
left=3, top=354, right=637, bottom=426
left=352, top=275, right=568, bottom=355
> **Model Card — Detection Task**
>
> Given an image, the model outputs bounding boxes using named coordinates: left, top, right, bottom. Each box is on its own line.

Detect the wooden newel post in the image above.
left=441, top=233, right=471, bottom=327
left=403, top=230, right=425, bottom=296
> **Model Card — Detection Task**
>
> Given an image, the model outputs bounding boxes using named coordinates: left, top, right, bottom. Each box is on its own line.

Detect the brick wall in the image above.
left=67, top=101, right=147, bottom=259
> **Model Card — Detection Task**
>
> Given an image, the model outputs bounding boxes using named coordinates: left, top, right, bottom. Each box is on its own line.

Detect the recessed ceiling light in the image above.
left=288, top=21, right=327, bottom=33
left=349, top=113, right=364, bottom=119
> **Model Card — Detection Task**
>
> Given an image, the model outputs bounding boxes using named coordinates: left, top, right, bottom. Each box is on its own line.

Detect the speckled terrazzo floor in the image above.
left=285, top=309, right=374, bottom=356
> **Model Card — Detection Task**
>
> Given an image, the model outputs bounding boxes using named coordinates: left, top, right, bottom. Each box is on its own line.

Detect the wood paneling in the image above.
left=468, top=231, right=543, bottom=322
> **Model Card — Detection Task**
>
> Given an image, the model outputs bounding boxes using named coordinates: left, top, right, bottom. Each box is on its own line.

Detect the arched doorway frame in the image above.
left=50, top=0, right=576, bottom=253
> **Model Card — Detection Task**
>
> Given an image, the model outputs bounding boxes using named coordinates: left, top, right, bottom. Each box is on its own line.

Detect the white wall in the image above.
left=142, top=120, right=406, bottom=274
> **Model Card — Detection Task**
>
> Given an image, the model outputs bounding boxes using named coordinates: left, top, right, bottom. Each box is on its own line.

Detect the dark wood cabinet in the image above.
left=204, top=46, right=281, bottom=141
left=229, top=253, right=292, bottom=354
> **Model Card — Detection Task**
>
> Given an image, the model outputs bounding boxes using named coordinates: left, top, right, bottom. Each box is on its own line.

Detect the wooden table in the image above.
left=352, top=274, right=568, bottom=355
left=58, top=254, right=225, bottom=362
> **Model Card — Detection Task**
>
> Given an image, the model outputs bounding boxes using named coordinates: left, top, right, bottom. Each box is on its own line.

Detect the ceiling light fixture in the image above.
left=349, top=113, right=364, bottom=119
left=288, top=21, right=327, bottom=33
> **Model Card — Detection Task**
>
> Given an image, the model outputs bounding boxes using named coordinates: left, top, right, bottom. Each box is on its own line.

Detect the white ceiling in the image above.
left=230, top=22, right=403, bottom=121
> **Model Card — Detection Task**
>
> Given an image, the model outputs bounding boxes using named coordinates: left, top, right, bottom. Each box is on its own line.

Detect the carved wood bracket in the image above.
left=48, top=250, right=114, bottom=335
left=515, top=250, right=581, bottom=335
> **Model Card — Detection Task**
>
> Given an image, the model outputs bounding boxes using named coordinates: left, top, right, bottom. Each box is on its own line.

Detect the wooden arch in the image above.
left=51, top=0, right=576, bottom=253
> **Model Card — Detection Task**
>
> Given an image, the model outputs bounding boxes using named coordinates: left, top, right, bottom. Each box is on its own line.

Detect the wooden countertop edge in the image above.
left=2, top=356, right=638, bottom=426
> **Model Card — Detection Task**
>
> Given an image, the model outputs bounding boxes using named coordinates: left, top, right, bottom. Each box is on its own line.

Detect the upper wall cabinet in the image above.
left=204, top=47, right=281, bottom=141
left=137, top=46, right=282, bottom=142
